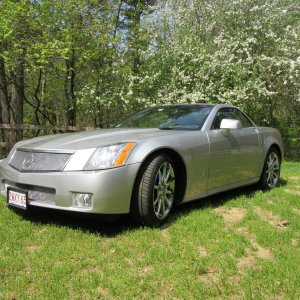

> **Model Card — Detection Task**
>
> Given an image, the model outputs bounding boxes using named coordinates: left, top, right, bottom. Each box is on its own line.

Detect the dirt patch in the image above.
left=26, top=284, right=38, bottom=294
left=267, top=196, right=275, bottom=205
left=214, top=207, right=247, bottom=225
left=161, top=228, right=170, bottom=240
left=26, top=245, right=40, bottom=254
left=159, top=283, right=175, bottom=298
left=235, top=226, right=274, bottom=272
left=139, top=265, right=154, bottom=277
left=5, top=292, right=18, bottom=300
left=236, top=226, right=251, bottom=236
left=287, top=176, right=300, bottom=181
left=291, top=239, right=298, bottom=246
left=94, top=286, right=112, bottom=299
left=293, top=208, right=300, bottom=215
left=160, top=223, right=171, bottom=240
left=199, top=267, right=219, bottom=285
left=197, top=246, right=208, bottom=257
left=228, top=274, right=241, bottom=285
left=80, top=266, right=103, bottom=276
left=276, top=220, right=290, bottom=228
left=237, top=252, right=257, bottom=271
left=254, top=207, right=289, bottom=230
left=254, top=243, right=274, bottom=259
left=284, top=189, right=300, bottom=196
left=125, top=257, right=134, bottom=267
left=236, top=227, right=274, bottom=260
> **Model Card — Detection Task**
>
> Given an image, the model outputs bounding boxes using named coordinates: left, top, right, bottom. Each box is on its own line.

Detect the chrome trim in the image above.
left=18, top=147, right=75, bottom=154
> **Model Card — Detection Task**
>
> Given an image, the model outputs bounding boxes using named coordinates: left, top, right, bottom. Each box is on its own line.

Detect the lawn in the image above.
left=0, top=162, right=299, bottom=299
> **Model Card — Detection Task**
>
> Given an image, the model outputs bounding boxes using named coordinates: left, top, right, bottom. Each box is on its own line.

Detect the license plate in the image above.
left=7, top=187, right=28, bottom=210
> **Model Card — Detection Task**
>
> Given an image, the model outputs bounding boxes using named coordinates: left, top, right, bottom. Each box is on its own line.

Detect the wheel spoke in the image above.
left=269, top=174, right=273, bottom=185
left=164, top=196, right=172, bottom=208
left=159, top=170, right=163, bottom=184
left=164, top=167, right=171, bottom=184
left=154, top=193, right=160, bottom=206
left=162, top=163, right=167, bottom=179
left=152, top=160, right=176, bottom=220
left=267, top=171, right=271, bottom=183
left=272, top=174, right=276, bottom=185
left=161, top=197, right=166, bottom=214
left=157, top=198, right=162, bottom=215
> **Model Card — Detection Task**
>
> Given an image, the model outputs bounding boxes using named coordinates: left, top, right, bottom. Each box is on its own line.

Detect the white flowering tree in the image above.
left=126, top=0, right=300, bottom=135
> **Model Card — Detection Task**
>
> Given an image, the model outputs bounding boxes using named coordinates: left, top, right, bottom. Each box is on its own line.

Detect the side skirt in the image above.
left=181, top=177, right=260, bottom=204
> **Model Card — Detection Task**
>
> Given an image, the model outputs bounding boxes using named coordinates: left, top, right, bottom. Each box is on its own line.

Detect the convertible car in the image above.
left=0, top=104, right=283, bottom=226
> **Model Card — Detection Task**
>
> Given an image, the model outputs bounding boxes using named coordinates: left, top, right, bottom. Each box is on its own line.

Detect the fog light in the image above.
left=72, top=193, right=93, bottom=208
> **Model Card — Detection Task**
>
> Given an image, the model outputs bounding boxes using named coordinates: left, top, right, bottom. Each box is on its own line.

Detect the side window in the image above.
left=231, top=109, right=253, bottom=128
left=211, top=108, right=253, bottom=129
left=211, top=108, right=232, bottom=129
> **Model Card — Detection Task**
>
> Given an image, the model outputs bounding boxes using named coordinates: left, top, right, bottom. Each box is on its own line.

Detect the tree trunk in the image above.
left=10, top=57, right=25, bottom=143
left=65, top=48, right=76, bottom=127
left=0, top=57, right=11, bottom=156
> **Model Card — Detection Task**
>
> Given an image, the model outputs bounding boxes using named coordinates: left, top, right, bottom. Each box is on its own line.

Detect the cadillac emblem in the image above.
left=22, top=153, right=34, bottom=168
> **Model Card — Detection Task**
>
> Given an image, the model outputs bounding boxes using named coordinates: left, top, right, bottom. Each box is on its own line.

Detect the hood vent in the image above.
left=9, top=150, right=72, bottom=172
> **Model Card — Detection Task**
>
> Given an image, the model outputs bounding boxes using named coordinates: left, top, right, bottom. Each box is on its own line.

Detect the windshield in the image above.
left=116, top=105, right=213, bottom=130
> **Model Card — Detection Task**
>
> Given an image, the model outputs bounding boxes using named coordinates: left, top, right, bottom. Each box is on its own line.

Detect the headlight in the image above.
left=84, top=142, right=136, bottom=170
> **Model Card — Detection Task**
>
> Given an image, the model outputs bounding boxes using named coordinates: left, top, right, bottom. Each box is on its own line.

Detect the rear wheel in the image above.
left=131, top=154, right=176, bottom=226
left=259, top=147, right=281, bottom=189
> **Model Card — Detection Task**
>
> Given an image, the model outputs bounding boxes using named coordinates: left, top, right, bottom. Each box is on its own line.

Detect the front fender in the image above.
left=260, top=128, right=284, bottom=160
left=127, top=131, right=210, bottom=202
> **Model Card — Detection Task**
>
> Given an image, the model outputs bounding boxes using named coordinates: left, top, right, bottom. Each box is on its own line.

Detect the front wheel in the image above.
left=131, top=154, right=176, bottom=226
left=259, top=147, right=281, bottom=189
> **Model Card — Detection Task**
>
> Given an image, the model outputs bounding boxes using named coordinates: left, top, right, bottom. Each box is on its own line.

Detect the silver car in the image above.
left=0, top=104, right=283, bottom=226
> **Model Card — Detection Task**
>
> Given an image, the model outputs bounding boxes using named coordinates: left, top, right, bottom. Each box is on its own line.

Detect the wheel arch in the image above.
left=130, top=148, right=187, bottom=208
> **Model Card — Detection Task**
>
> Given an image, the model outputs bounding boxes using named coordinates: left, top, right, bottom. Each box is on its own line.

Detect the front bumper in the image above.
left=0, top=159, right=141, bottom=214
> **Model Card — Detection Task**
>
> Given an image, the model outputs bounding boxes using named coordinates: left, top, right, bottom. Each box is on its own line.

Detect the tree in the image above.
left=126, top=0, right=300, bottom=133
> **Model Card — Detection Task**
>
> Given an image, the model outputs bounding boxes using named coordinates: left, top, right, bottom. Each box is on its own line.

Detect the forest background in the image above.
left=0, top=0, right=299, bottom=158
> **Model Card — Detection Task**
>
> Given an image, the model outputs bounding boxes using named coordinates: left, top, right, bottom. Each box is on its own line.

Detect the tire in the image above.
left=131, top=153, right=176, bottom=226
left=259, top=147, right=281, bottom=190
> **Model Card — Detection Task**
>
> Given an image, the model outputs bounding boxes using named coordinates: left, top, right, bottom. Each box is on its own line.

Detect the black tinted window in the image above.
left=211, top=108, right=253, bottom=129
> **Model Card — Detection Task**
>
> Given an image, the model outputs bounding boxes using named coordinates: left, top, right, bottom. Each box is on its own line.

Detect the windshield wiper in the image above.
left=159, top=125, right=199, bottom=130
left=159, top=125, right=180, bottom=130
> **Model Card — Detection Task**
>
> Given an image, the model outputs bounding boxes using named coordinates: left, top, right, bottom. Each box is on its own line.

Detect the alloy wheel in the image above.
left=153, top=162, right=175, bottom=219
left=265, top=152, right=280, bottom=188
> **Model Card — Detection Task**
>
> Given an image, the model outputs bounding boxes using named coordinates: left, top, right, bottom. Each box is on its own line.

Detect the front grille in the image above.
left=28, top=190, right=55, bottom=204
left=4, top=180, right=55, bottom=205
left=9, top=150, right=72, bottom=172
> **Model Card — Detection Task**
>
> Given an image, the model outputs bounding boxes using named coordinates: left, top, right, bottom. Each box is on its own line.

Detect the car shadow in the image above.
left=169, top=178, right=287, bottom=225
left=17, top=207, right=135, bottom=237
left=13, top=180, right=287, bottom=237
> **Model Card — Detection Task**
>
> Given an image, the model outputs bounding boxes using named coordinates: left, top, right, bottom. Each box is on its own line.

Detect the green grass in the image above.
left=1, top=162, right=300, bottom=299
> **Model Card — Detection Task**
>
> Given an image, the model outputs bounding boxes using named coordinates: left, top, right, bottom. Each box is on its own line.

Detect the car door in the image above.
left=207, top=107, right=261, bottom=190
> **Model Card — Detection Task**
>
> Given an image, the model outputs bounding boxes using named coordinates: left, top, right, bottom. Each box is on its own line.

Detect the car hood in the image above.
left=16, top=128, right=181, bottom=151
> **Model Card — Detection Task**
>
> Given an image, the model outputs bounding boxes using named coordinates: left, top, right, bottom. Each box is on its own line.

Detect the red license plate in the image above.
left=7, top=187, right=28, bottom=210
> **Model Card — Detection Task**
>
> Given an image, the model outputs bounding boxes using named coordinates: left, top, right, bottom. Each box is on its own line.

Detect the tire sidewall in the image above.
left=135, top=153, right=176, bottom=226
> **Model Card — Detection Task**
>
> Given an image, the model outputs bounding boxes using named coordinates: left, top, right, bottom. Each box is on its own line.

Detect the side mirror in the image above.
left=220, top=119, right=242, bottom=136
